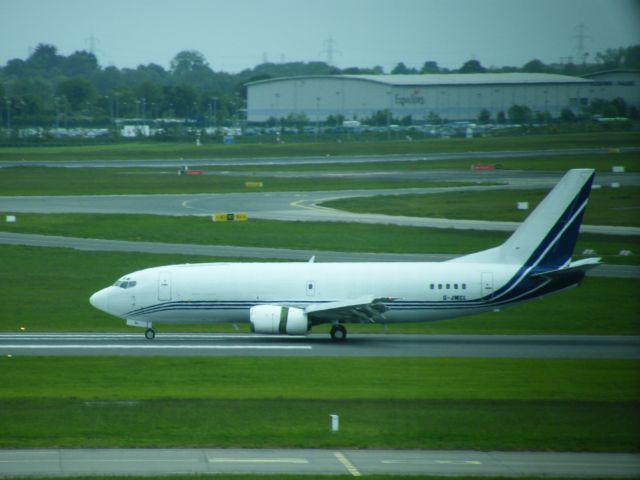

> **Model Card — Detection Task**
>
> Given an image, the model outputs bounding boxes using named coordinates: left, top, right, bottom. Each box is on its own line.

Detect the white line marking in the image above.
left=0, top=334, right=308, bottom=340
left=382, top=459, right=482, bottom=465
left=0, top=345, right=312, bottom=350
left=209, top=458, right=309, bottom=464
left=334, top=451, right=361, bottom=477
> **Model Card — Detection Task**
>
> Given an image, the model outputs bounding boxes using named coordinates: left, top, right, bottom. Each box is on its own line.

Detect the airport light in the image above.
left=315, top=96, right=321, bottom=142
left=4, top=98, right=10, bottom=131
left=211, top=97, right=218, bottom=129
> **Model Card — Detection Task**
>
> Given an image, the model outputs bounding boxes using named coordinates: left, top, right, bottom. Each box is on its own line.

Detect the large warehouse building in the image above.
left=582, top=69, right=640, bottom=107
left=246, top=72, right=606, bottom=123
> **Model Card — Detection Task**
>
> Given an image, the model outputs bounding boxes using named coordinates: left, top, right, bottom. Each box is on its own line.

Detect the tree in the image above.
left=162, top=84, right=198, bottom=118
left=477, top=108, right=491, bottom=123
left=496, top=111, right=506, bottom=124
left=559, top=108, right=577, bottom=122
left=420, top=61, right=440, bottom=74
left=522, top=59, right=546, bottom=73
left=3, top=59, right=27, bottom=77
left=459, top=59, right=486, bottom=73
left=507, top=104, right=532, bottom=124
left=366, top=109, right=393, bottom=126
left=286, top=112, right=309, bottom=129
left=63, top=51, right=99, bottom=77
left=595, top=47, right=624, bottom=69
left=11, top=78, right=52, bottom=119
left=535, top=111, right=552, bottom=124
left=56, top=78, right=96, bottom=112
left=391, top=62, right=416, bottom=74
left=27, top=44, right=63, bottom=75
left=562, top=62, right=578, bottom=76
left=427, top=111, right=442, bottom=124
left=622, top=45, right=640, bottom=69
left=170, top=50, right=211, bottom=76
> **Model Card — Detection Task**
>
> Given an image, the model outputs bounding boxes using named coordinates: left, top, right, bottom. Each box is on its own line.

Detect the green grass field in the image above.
left=0, top=131, right=638, bottom=161
left=1, top=133, right=639, bottom=459
left=0, top=357, right=637, bottom=451
left=1, top=214, right=637, bottom=266
left=324, top=185, right=640, bottom=227
left=0, top=166, right=480, bottom=196
left=0, top=152, right=638, bottom=197
left=0, top=244, right=638, bottom=335
left=0, top=477, right=623, bottom=480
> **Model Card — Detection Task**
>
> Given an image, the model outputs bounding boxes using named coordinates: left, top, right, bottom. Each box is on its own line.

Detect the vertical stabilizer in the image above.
left=451, top=169, right=595, bottom=271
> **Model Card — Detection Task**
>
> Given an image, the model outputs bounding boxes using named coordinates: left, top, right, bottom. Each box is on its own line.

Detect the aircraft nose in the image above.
left=89, top=288, right=109, bottom=313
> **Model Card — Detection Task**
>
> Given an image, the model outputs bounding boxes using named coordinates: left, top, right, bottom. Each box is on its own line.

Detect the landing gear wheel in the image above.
left=144, top=328, right=156, bottom=340
left=330, top=324, right=347, bottom=342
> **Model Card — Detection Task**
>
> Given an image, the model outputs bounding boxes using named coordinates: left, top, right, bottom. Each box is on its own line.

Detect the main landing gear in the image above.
left=144, top=328, right=156, bottom=340
left=330, top=324, right=347, bottom=342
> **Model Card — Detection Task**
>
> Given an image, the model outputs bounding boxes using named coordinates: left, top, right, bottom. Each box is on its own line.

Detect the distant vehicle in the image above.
left=342, top=120, right=361, bottom=128
left=90, top=170, right=599, bottom=341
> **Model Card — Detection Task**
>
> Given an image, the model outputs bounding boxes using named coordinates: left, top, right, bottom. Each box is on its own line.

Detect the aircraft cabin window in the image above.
left=454, top=284, right=458, bottom=290
left=462, top=283, right=467, bottom=290
left=430, top=284, right=434, bottom=290
left=446, top=283, right=450, bottom=289
left=438, top=284, right=442, bottom=289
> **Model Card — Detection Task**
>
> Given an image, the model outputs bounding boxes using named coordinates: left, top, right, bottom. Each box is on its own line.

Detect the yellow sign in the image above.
left=212, top=213, right=248, bottom=222
left=245, top=181, right=263, bottom=188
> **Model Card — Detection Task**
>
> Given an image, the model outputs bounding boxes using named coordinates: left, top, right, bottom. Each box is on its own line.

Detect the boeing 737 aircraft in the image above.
left=90, top=169, right=600, bottom=341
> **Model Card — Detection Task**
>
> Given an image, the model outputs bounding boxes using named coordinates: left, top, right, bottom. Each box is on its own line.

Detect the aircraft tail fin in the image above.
left=451, top=168, right=595, bottom=271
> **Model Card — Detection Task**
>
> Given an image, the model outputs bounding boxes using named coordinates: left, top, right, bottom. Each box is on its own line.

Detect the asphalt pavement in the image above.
left=0, top=231, right=636, bottom=278
left=1, top=333, right=638, bottom=358
left=1, top=448, right=639, bottom=477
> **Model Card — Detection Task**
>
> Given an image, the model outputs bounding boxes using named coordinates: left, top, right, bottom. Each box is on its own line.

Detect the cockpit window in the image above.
left=113, top=280, right=137, bottom=289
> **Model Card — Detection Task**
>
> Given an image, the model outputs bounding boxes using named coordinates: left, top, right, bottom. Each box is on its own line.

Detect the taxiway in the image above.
left=1, top=448, right=638, bottom=477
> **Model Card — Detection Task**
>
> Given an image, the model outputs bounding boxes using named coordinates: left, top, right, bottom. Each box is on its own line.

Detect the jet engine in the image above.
left=249, top=305, right=309, bottom=335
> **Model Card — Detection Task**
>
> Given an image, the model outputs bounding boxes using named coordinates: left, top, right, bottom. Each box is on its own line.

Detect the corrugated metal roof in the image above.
left=247, top=73, right=592, bottom=87
left=341, top=73, right=593, bottom=85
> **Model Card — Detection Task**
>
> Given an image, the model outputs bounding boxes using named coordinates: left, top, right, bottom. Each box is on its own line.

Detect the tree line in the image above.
left=0, top=43, right=638, bottom=129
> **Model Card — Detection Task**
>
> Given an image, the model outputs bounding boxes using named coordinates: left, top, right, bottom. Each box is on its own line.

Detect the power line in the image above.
left=572, top=23, right=591, bottom=64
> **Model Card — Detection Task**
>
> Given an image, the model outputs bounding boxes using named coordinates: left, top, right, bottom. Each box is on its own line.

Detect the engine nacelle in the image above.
left=249, top=305, right=309, bottom=335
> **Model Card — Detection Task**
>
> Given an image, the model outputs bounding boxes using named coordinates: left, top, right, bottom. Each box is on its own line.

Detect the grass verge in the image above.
left=1, top=357, right=638, bottom=451
left=0, top=477, right=623, bottom=480
left=0, top=244, right=638, bottom=334
left=323, top=185, right=640, bottom=227
left=1, top=132, right=638, bottom=161
left=0, top=166, right=478, bottom=196
left=1, top=214, right=637, bottom=262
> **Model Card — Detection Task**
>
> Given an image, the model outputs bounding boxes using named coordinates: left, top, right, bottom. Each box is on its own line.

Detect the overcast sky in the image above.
left=1, top=0, right=639, bottom=73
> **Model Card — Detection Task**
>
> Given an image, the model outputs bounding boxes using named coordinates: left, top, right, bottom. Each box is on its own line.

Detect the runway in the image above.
left=1, top=448, right=639, bottom=477
left=1, top=333, right=638, bottom=358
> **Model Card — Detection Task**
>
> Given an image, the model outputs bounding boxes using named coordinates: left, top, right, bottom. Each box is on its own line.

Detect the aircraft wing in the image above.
left=304, top=295, right=394, bottom=324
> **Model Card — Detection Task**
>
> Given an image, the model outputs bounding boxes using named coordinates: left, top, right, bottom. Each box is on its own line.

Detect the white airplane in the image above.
left=90, top=169, right=600, bottom=341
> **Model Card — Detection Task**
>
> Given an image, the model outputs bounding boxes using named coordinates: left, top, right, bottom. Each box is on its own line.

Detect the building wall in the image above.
left=583, top=70, right=640, bottom=107
left=247, top=76, right=596, bottom=123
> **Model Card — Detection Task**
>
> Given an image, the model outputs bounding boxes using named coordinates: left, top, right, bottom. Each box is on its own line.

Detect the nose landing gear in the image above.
left=144, top=328, right=156, bottom=340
